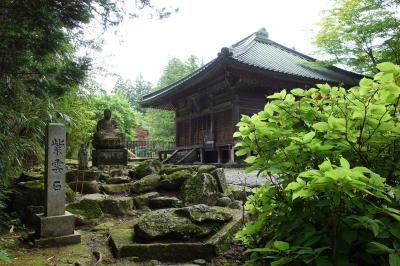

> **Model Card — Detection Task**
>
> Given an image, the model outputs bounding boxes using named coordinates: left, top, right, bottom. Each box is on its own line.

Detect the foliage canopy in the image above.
left=235, top=63, right=400, bottom=265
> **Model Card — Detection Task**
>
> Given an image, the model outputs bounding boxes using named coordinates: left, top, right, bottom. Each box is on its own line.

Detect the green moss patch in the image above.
left=66, top=199, right=103, bottom=219
left=159, top=170, right=192, bottom=189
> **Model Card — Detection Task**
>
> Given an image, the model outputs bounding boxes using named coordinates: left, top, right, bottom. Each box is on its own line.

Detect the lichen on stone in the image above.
left=66, top=199, right=103, bottom=219
left=159, top=170, right=192, bottom=190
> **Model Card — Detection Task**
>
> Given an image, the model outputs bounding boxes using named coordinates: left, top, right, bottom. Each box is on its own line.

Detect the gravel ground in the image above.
left=223, top=168, right=269, bottom=188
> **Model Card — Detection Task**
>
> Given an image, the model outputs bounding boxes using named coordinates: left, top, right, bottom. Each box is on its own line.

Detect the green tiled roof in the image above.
left=142, top=28, right=361, bottom=106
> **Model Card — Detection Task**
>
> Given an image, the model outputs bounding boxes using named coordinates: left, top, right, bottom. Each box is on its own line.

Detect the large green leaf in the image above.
left=366, top=241, right=394, bottom=254
left=389, top=254, right=400, bottom=266
left=273, top=241, right=290, bottom=251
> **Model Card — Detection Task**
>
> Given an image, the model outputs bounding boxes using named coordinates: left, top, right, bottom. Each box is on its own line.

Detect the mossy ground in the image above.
left=0, top=216, right=245, bottom=266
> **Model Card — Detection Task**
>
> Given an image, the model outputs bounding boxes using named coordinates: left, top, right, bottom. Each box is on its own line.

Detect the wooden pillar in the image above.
left=199, top=148, right=204, bottom=163
left=229, top=145, right=235, bottom=163
left=217, top=147, right=222, bottom=164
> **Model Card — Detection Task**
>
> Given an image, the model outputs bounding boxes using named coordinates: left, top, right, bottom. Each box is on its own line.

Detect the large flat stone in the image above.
left=100, top=197, right=134, bottom=215
left=108, top=209, right=242, bottom=261
left=101, top=183, right=133, bottom=194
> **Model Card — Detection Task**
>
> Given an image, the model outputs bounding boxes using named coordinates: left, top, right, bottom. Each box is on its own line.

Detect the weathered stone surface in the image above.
left=160, top=165, right=197, bottom=175
left=81, top=193, right=106, bottom=202
left=131, top=174, right=161, bottom=194
left=66, top=170, right=101, bottom=183
left=134, top=209, right=214, bottom=242
left=148, top=197, right=181, bottom=209
left=109, top=209, right=242, bottom=261
left=100, top=197, right=134, bottom=215
left=210, top=168, right=227, bottom=193
left=44, top=123, right=67, bottom=216
left=197, top=165, right=217, bottom=174
left=176, top=204, right=233, bottom=223
left=19, top=170, right=43, bottom=182
left=133, top=192, right=160, bottom=209
left=92, top=109, right=125, bottom=149
left=101, top=182, right=133, bottom=195
left=92, top=149, right=128, bottom=166
left=227, top=184, right=252, bottom=201
left=34, top=211, right=75, bottom=238
left=159, top=170, right=192, bottom=190
left=216, top=197, right=232, bottom=207
left=99, top=172, right=110, bottom=181
left=135, top=159, right=162, bottom=178
left=66, top=199, right=103, bottom=220
left=106, top=176, right=131, bottom=184
left=68, top=180, right=100, bottom=194
left=180, top=173, right=219, bottom=206
left=12, top=181, right=75, bottom=216
left=109, top=168, right=123, bottom=176
left=34, top=231, right=81, bottom=248
left=228, top=200, right=242, bottom=210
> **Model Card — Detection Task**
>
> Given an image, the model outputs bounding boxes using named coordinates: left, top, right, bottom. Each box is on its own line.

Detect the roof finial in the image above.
left=218, top=47, right=233, bottom=57
left=256, top=27, right=269, bottom=40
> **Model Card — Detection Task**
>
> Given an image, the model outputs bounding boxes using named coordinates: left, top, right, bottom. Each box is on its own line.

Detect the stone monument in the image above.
left=34, top=123, right=81, bottom=246
left=78, top=143, right=88, bottom=170
left=92, top=109, right=128, bottom=166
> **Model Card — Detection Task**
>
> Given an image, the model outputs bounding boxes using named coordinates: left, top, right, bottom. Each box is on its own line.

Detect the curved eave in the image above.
left=140, top=58, right=223, bottom=109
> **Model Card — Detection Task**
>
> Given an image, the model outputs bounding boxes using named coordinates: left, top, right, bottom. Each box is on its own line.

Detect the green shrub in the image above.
left=234, top=62, right=400, bottom=265
left=0, top=249, right=10, bottom=263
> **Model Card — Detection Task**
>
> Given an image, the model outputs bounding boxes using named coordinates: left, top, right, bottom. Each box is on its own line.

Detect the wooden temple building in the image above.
left=141, top=28, right=362, bottom=164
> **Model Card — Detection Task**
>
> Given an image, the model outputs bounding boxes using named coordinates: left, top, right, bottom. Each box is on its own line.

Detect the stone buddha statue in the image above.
left=93, top=109, right=125, bottom=149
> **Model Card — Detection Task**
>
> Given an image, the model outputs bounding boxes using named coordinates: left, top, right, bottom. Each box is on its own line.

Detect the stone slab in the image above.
left=45, top=123, right=67, bottom=216
left=92, top=148, right=128, bottom=166
left=108, top=209, right=242, bottom=261
left=34, top=211, right=75, bottom=238
left=34, top=230, right=81, bottom=247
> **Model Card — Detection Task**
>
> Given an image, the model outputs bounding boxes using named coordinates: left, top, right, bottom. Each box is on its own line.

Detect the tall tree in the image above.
left=144, top=55, right=202, bottom=141
left=315, top=0, right=400, bottom=73
left=113, top=75, right=153, bottom=111
left=0, top=0, right=174, bottom=180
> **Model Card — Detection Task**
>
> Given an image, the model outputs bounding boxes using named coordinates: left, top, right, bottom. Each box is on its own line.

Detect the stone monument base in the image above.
left=92, top=148, right=128, bottom=166
left=34, top=211, right=81, bottom=247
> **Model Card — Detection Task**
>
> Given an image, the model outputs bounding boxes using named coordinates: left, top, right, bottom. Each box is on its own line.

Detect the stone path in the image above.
left=223, top=168, right=268, bottom=188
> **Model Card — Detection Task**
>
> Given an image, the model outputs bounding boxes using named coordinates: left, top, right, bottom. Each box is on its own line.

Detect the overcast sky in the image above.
left=92, top=0, right=333, bottom=90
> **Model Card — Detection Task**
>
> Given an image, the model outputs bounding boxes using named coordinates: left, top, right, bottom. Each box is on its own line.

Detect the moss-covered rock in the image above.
left=226, top=184, right=252, bottom=201
left=180, top=173, right=219, bottom=206
left=160, top=164, right=198, bottom=175
left=216, top=196, right=232, bottom=207
left=197, top=165, right=217, bottom=174
left=99, top=172, right=110, bottom=181
left=68, top=180, right=100, bottom=194
left=158, top=170, right=192, bottom=190
left=19, top=170, right=43, bottom=182
left=176, top=204, right=233, bottom=223
left=148, top=196, right=182, bottom=209
left=134, top=209, right=214, bottom=242
left=131, top=174, right=161, bottom=194
left=134, top=159, right=162, bottom=178
left=99, top=196, right=134, bottom=215
left=66, top=169, right=101, bottom=183
left=100, top=183, right=133, bottom=194
left=133, top=192, right=160, bottom=209
left=106, top=176, right=131, bottom=184
left=210, top=168, right=227, bottom=193
left=65, top=184, right=76, bottom=203
left=66, top=199, right=103, bottom=220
